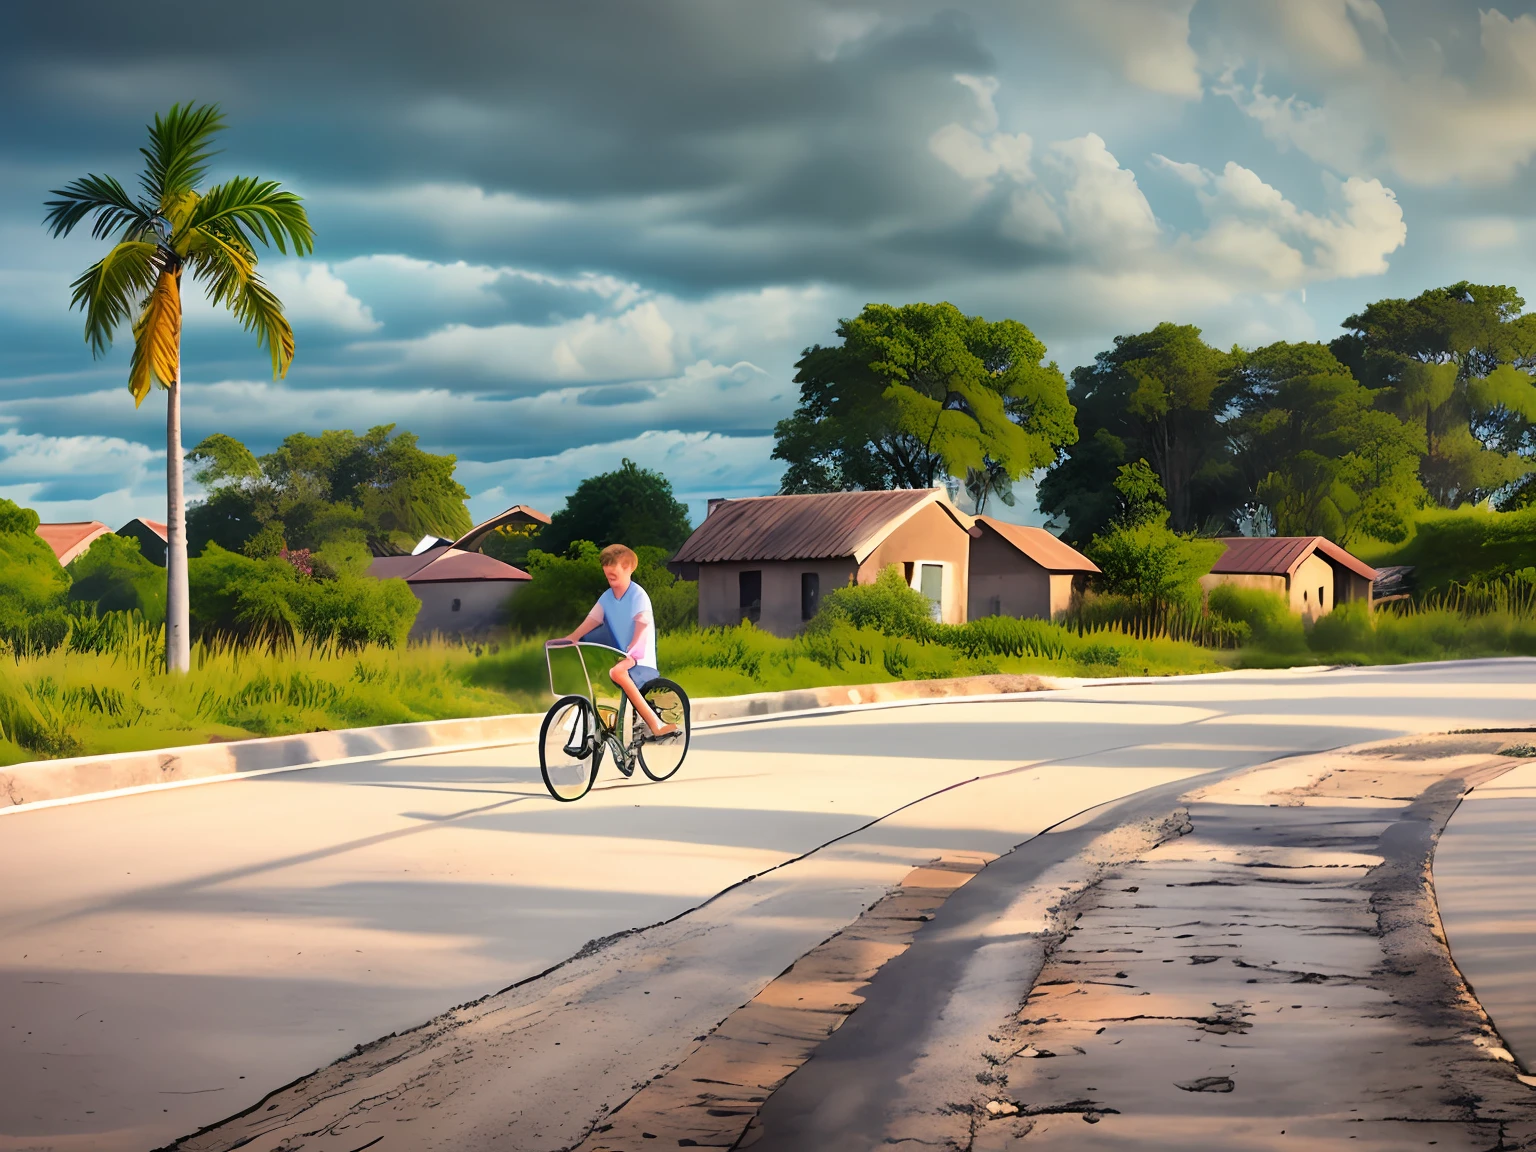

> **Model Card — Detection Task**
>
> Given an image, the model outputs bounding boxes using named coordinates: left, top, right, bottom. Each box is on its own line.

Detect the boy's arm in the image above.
left=563, top=603, right=605, bottom=644
left=625, top=611, right=654, bottom=663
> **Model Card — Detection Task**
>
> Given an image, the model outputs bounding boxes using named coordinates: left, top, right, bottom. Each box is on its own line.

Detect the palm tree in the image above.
left=965, top=456, right=1017, bottom=517
left=44, top=104, right=313, bottom=672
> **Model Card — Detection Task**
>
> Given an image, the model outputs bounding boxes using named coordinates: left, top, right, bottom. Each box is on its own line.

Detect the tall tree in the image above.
left=1039, top=323, right=1236, bottom=541
left=186, top=425, right=472, bottom=557
left=1227, top=342, right=1425, bottom=545
left=44, top=104, right=313, bottom=671
left=772, top=302, right=1076, bottom=494
left=1331, top=282, right=1536, bottom=507
left=540, top=459, right=692, bottom=553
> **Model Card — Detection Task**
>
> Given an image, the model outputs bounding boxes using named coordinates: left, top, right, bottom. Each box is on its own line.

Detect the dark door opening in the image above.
left=739, top=570, right=762, bottom=624
left=801, top=572, right=820, bottom=620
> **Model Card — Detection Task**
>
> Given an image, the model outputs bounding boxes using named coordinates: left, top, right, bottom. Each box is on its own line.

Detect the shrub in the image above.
left=1307, top=601, right=1375, bottom=654
left=1207, top=584, right=1304, bottom=651
left=0, top=499, right=72, bottom=653
left=66, top=533, right=166, bottom=623
left=1087, top=521, right=1224, bottom=611
left=507, top=540, right=696, bottom=635
left=818, top=565, right=935, bottom=638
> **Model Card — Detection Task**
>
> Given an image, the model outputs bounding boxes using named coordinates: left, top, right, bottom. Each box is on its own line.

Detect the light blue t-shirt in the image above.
left=597, top=581, right=657, bottom=668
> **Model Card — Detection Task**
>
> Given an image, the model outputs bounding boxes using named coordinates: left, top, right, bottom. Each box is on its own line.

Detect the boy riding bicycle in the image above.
left=561, top=544, right=679, bottom=739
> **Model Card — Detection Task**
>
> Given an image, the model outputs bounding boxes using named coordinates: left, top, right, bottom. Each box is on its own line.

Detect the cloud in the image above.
left=930, top=77, right=1405, bottom=294
left=460, top=430, right=785, bottom=524
left=0, top=428, right=165, bottom=523
left=181, top=261, right=378, bottom=333
left=1067, top=0, right=1201, bottom=98
left=1210, top=5, right=1536, bottom=186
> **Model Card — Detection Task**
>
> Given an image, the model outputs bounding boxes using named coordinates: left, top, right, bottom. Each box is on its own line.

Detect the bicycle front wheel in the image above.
left=540, top=695, right=601, bottom=802
left=637, top=678, right=691, bottom=782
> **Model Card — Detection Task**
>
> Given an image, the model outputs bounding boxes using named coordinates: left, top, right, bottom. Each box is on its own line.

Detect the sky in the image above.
left=4, top=0, right=1536, bottom=530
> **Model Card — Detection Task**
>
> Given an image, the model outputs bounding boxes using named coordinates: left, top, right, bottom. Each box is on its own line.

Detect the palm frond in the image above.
left=43, top=174, right=157, bottom=241
left=69, top=241, right=162, bottom=357
left=229, top=271, right=296, bottom=379
left=185, top=223, right=256, bottom=308
left=127, top=270, right=182, bottom=405
left=187, top=177, right=315, bottom=255
left=140, top=103, right=224, bottom=205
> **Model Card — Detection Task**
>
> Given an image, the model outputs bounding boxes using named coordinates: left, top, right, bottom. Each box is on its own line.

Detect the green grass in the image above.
left=1353, top=504, right=1536, bottom=593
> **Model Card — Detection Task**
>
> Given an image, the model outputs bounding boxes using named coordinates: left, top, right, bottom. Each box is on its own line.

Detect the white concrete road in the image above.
left=2, top=660, right=1533, bottom=1152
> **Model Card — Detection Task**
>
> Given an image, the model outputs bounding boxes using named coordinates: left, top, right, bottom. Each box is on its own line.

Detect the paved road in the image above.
left=1434, top=756, right=1536, bottom=1070
left=2, top=660, right=1533, bottom=1151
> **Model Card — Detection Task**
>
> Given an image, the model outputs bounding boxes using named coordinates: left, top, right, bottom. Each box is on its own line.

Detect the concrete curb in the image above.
left=0, top=673, right=1063, bottom=815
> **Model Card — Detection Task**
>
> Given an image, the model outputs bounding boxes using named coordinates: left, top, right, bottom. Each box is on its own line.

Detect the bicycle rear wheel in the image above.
left=637, top=678, right=690, bottom=782
left=540, top=695, right=601, bottom=802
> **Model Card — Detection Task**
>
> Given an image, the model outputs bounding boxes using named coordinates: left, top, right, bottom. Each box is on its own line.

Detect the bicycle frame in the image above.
left=545, top=639, right=640, bottom=765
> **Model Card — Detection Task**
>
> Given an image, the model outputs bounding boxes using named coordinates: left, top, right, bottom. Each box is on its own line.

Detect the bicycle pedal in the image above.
left=616, top=759, right=635, bottom=778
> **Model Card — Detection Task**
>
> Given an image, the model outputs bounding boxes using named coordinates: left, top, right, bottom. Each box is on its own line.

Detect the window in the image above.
left=918, top=563, right=943, bottom=621
left=801, top=572, right=820, bottom=620
left=1319, top=586, right=1326, bottom=607
left=451, top=598, right=462, bottom=612
left=1303, top=589, right=1309, bottom=602
left=739, top=570, right=762, bottom=624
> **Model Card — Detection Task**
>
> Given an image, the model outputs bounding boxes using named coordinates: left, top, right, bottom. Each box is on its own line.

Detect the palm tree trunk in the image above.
left=165, top=357, right=191, bottom=673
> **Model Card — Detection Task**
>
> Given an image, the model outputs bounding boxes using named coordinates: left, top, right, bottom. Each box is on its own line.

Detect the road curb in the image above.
left=0, top=672, right=1063, bottom=816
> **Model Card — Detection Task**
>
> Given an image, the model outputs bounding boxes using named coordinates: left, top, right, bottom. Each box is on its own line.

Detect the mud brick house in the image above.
left=1200, top=536, right=1378, bottom=620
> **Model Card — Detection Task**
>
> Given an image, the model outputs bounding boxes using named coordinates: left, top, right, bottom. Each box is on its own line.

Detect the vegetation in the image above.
left=773, top=301, right=1077, bottom=495
left=187, top=425, right=472, bottom=558
left=537, top=458, right=693, bottom=554
left=44, top=102, right=315, bottom=671
left=507, top=541, right=697, bottom=635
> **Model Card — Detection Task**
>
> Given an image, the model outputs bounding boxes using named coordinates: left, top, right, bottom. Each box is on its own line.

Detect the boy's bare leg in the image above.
left=610, top=662, right=678, bottom=737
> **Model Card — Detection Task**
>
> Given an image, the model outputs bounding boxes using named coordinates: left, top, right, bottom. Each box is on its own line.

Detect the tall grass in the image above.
left=0, top=613, right=547, bottom=766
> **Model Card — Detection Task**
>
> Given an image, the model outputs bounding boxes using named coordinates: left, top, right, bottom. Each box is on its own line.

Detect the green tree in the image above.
left=772, top=302, right=1076, bottom=494
left=186, top=425, right=471, bottom=557
left=66, top=534, right=167, bottom=623
left=1040, top=323, right=1237, bottom=541
left=44, top=104, right=314, bottom=671
left=540, top=459, right=692, bottom=553
left=1227, top=342, right=1425, bottom=544
left=0, top=499, right=72, bottom=652
left=1085, top=463, right=1223, bottom=610
left=1331, top=282, right=1536, bottom=507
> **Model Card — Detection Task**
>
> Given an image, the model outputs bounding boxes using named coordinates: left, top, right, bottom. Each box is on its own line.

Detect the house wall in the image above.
left=1200, top=552, right=1373, bottom=619
left=408, top=581, right=520, bottom=640
left=857, top=502, right=971, bottom=624
left=967, top=528, right=1051, bottom=619
left=697, top=558, right=858, bottom=635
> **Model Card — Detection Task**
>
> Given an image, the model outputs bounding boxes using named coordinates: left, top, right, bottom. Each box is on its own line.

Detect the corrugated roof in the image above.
left=673, top=489, right=968, bottom=564
left=367, top=546, right=529, bottom=584
left=1211, top=536, right=1378, bottom=581
left=36, top=521, right=111, bottom=566
left=975, top=518, right=1100, bottom=573
left=453, top=504, right=552, bottom=552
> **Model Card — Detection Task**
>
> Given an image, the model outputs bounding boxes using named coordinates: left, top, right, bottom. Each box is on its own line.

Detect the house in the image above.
left=117, top=518, right=168, bottom=566
left=671, top=488, right=975, bottom=636
left=1200, top=536, right=1378, bottom=620
left=367, top=547, right=531, bottom=640
left=967, top=516, right=1099, bottom=620
left=452, top=504, right=552, bottom=553
left=35, top=521, right=112, bottom=567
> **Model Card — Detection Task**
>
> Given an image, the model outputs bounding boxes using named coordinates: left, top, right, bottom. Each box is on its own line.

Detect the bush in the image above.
left=0, top=499, right=72, bottom=653
left=66, top=533, right=166, bottom=623
left=1308, top=601, right=1375, bottom=653
left=1206, top=584, right=1305, bottom=652
left=507, top=540, right=696, bottom=636
left=818, top=565, right=936, bottom=638
left=1087, top=521, right=1225, bottom=610
left=1356, top=504, right=1536, bottom=594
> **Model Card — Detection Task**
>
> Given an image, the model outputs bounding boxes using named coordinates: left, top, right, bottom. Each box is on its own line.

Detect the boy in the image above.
left=562, top=544, right=679, bottom=740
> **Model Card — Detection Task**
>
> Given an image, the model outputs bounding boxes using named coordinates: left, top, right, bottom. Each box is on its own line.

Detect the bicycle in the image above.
left=539, top=639, right=691, bottom=802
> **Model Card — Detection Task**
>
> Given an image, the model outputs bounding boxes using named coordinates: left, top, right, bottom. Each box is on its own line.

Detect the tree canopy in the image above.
left=1331, top=281, right=1536, bottom=508
left=186, top=424, right=471, bottom=559
left=539, top=459, right=693, bottom=554
left=772, top=302, right=1077, bottom=494
left=1039, top=323, right=1237, bottom=541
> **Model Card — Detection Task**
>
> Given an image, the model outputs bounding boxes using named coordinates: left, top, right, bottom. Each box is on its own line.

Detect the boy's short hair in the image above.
left=599, top=543, right=638, bottom=569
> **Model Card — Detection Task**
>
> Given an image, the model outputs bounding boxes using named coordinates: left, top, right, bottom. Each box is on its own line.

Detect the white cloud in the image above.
left=1068, top=0, right=1201, bottom=99
left=263, top=262, right=380, bottom=332
left=1213, top=6, right=1536, bottom=185
left=0, top=429, right=166, bottom=525
left=1047, top=133, right=1161, bottom=252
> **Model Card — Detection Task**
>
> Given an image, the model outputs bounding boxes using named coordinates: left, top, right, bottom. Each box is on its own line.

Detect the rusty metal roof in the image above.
left=36, top=521, right=111, bottom=566
left=673, top=489, right=967, bottom=564
left=975, top=518, right=1100, bottom=573
left=1211, top=536, right=1378, bottom=581
left=367, top=546, right=530, bottom=583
